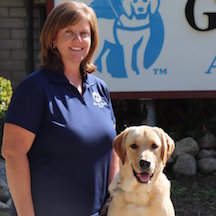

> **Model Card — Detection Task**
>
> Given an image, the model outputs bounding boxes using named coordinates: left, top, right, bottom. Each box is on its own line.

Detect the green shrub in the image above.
left=0, top=76, right=13, bottom=147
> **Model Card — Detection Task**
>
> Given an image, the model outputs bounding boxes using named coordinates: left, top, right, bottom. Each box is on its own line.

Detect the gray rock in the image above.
left=197, top=158, right=216, bottom=175
left=198, top=133, right=216, bottom=149
left=6, top=198, right=12, bottom=208
left=0, top=160, right=7, bottom=183
left=167, top=157, right=175, bottom=165
left=173, top=153, right=197, bottom=176
left=172, top=137, right=199, bottom=159
left=0, top=179, right=10, bottom=203
left=0, top=201, right=10, bottom=215
left=198, top=149, right=216, bottom=159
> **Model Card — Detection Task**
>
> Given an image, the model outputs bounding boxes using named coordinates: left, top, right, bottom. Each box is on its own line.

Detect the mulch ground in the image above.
left=168, top=172, right=216, bottom=216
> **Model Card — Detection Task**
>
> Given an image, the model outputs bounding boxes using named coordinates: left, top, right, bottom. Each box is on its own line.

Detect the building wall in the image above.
left=0, top=0, right=46, bottom=89
left=33, top=4, right=46, bottom=72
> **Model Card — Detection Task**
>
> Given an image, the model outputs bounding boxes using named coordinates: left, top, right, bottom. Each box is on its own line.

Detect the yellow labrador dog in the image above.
left=107, top=125, right=175, bottom=216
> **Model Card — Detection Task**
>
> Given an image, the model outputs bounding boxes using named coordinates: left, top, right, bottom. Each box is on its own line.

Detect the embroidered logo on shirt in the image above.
left=92, top=91, right=107, bottom=108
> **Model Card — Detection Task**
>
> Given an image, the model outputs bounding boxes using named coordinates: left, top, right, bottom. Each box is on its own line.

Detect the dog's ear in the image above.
left=122, top=0, right=132, bottom=17
left=154, top=127, right=175, bottom=166
left=161, top=130, right=175, bottom=166
left=113, top=129, right=129, bottom=164
left=150, top=0, right=159, bottom=14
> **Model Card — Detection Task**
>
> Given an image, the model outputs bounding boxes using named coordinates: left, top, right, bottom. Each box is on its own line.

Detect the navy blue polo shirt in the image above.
left=5, top=69, right=116, bottom=216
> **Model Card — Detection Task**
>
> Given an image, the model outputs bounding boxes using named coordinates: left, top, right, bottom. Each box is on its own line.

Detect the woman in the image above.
left=2, top=2, right=118, bottom=216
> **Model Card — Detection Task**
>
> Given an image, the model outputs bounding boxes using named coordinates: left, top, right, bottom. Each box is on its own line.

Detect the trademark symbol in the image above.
left=153, top=68, right=167, bottom=75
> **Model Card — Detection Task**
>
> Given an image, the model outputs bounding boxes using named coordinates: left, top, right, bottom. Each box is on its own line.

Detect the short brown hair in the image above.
left=40, top=1, right=99, bottom=73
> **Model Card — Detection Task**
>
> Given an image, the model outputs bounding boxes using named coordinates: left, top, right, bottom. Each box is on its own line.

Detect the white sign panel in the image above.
left=54, top=0, right=216, bottom=93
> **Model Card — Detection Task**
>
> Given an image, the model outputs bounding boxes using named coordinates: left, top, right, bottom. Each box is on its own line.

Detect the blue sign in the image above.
left=90, top=0, right=164, bottom=78
left=54, top=0, right=216, bottom=93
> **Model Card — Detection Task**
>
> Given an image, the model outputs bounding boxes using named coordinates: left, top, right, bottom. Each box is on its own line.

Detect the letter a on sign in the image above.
left=206, top=56, right=216, bottom=74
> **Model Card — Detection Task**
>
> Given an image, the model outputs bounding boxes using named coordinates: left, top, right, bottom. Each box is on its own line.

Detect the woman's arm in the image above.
left=109, top=150, right=119, bottom=184
left=1, top=123, right=35, bottom=216
left=100, top=150, right=119, bottom=216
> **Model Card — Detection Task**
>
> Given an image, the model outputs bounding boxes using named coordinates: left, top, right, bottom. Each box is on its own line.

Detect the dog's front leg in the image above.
left=136, top=30, right=150, bottom=74
left=116, top=27, right=138, bottom=78
left=122, top=44, right=138, bottom=78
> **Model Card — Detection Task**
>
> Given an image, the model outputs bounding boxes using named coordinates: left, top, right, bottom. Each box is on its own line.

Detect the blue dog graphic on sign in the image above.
left=90, top=0, right=164, bottom=78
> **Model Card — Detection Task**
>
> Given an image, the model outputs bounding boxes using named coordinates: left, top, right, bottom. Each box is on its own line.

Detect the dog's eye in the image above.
left=151, top=143, right=158, bottom=149
left=130, top=143, right=138, bottom=149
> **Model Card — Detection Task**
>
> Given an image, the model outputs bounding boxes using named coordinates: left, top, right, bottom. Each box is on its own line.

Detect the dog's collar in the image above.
left=109, top=182, right=122, bottom=201
left=115, top=22, right=150, bottom=31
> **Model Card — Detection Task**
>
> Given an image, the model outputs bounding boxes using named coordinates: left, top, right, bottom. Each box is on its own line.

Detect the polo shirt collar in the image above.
left=47, top=70, right=95, bottom=89
left=47, top=70, right=68, bottom=83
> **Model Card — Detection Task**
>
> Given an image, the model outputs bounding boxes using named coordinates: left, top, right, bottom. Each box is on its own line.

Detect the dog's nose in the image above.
left=138, top=7, right=144, bottom=13
left=139, top=160, right=150, bottom=169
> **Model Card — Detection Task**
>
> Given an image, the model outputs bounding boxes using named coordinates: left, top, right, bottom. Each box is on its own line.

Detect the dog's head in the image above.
left=122, top=0, right=159, bottom=17
left=113, top=125, right=175, bottom=184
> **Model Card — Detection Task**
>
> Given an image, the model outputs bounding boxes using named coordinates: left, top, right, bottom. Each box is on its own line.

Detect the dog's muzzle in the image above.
left=132, top=161, right=154, bottom=184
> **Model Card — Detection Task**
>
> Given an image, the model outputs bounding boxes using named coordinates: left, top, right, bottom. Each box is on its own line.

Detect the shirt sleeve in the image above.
left=97, top=78, right=116, bottom=125
left=5, top=76, right=46, bottom=134
left=106, top=89, right=116, bottom=125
